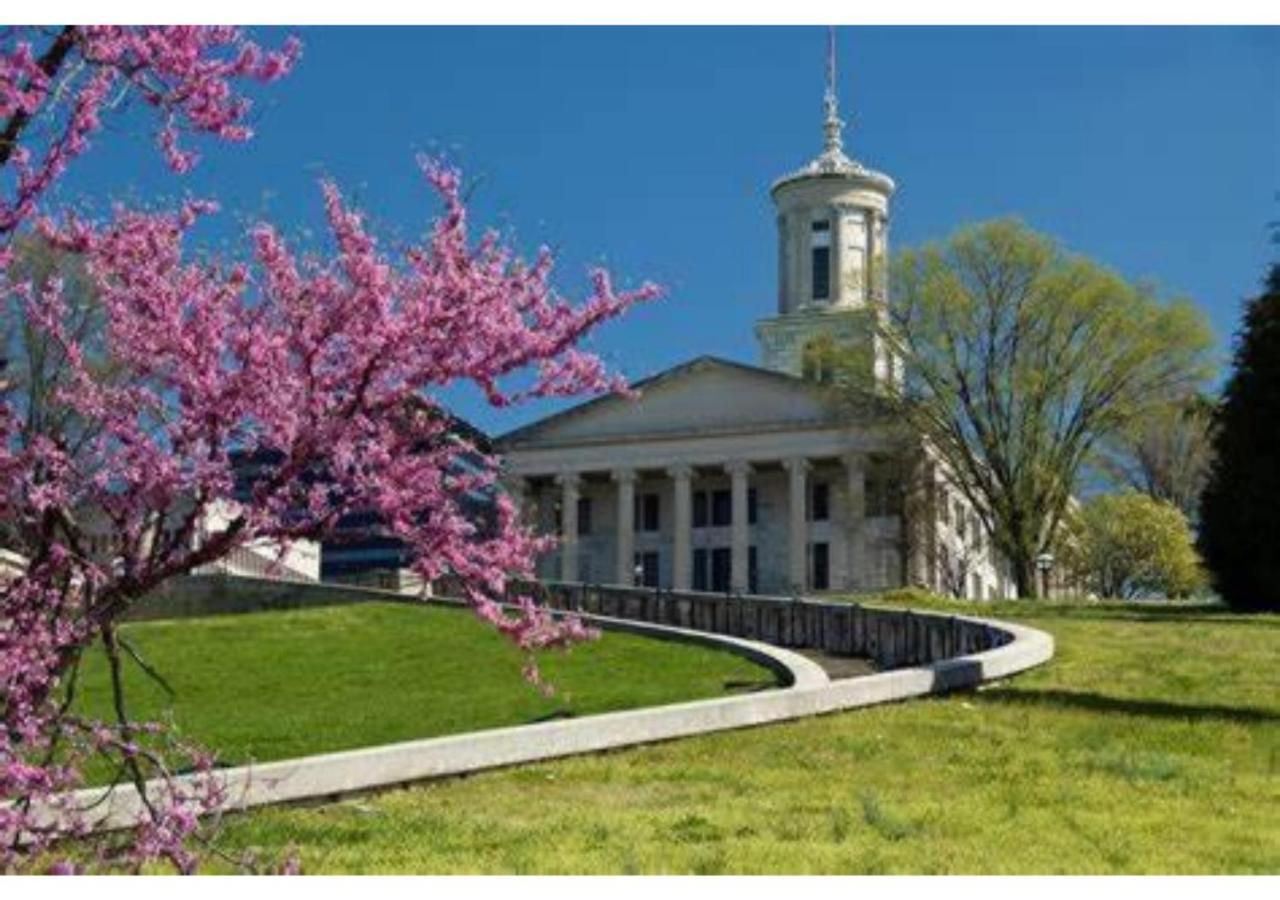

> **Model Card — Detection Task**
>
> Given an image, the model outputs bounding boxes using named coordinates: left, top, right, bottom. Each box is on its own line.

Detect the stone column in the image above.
left=726, top=460, right=753, bottom=592
left=830, top=204, right=845, bottom=307
left=776, top=214, right=789, bottom=313
left=864, top=212, right=876, bottom=307
left=794, top=216, right=809, bottom=309
left=872, top=212, right=889, bottom=304
left=843, top=452, right=867, bottom=590
left=556, top=473, right=580, bottom=583
left=905, top=457, right=937, bottom=590
left=668, top=465, right=693, bottom=590
left=503, top=475, right=528, bottom=526
left=783, top=457, right=810, bottom=593
left=612, top=468, right=636, bottom=586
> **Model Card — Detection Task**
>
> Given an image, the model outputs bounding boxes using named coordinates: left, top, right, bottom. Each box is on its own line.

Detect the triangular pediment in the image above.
left=497, top=356, right=839, bottom=449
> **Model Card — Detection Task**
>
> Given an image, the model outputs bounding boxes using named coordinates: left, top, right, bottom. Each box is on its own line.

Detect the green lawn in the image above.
left=74, top=601, right=777, bottom=771
left=213, top=598, right=1280, bottom=874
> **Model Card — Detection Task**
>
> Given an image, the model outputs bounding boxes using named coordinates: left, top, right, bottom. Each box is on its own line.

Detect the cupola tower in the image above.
left=756, top=28, right=896, bottom=383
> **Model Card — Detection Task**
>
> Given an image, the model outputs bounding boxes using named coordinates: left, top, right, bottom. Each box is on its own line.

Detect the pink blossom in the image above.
left=2, top=25, right=656, bottom=875
left=2, top=159, right=656, bottom=872
left=1, top=26, right=299, bottom=247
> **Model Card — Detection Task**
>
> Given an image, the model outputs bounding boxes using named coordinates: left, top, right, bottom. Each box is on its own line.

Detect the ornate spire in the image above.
left=770, top=26, right=895, bottom=195
left=822, top=25, right=844, bottom=156
left=809, top=26, right=856, bottom=173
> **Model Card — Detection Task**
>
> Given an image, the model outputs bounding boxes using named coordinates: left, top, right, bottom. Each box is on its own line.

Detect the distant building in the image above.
left=496, top=37, right=1013, bottom=600
left=0, top=547, right=26, bottom=584
left=224, top=410, right=495, bottom=583
left=77, top=496, right=322, bottom=583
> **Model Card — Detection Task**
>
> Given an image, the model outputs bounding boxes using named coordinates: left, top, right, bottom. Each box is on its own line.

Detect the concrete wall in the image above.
left=126, top=573, right=414, bottom=621
left=494, top=580, right=1015, bottom=671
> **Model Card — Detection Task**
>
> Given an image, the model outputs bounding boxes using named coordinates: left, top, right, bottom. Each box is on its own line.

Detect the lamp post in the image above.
left=1035, top=551, right=1055, bottom=600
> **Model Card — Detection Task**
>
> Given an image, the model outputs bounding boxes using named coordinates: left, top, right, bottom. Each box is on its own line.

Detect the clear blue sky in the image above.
left=54, top=26, right=1279, bottom=435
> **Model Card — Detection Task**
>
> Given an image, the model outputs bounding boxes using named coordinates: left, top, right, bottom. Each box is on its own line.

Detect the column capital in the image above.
left=610, top=467, right=637, bottom=485
left=723, top=460, right=754, bottom=477
left=782, top=456, right=812, bottom=475
left=841, top=451, right=867, bottom=469
left=665, top=464, right=695, bottom=481
left=555, top=473, right=582, bottom=507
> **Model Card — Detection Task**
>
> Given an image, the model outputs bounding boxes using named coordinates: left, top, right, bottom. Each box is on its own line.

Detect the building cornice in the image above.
left=770, top=156, right=896, bottom=197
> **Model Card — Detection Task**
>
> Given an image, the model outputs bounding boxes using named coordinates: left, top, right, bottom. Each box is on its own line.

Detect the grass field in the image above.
left=212, top=598, right=1280, bottom=874
left=74, top=601, right=778, bottom=771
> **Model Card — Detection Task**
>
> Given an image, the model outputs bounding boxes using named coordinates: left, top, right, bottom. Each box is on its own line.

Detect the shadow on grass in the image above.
left=529, top=708, right=576, bottom=723
left=975, top=687, right=1280, bottom=724
left=1112, top=615, right=1280, bottom=628
left=722, top=678, right=780, bottom=693
left=992, top=605, right=1270, bottom=626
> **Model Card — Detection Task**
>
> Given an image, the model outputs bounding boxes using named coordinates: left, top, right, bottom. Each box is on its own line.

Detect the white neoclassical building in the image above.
left=497, top=45, right=1013, bottom=601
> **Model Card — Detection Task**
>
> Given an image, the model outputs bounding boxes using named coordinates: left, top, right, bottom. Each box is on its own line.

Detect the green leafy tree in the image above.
left=838, top=219, right=1214, bottom=597
left=2, top=233, right=118, bottom=451
left=1, top=235, right=119, bottom=552
left=1199, top=263, right=1280, bottom=611
left=1095, top=391, right=1216, bottom=524
left=1062, top=492, right=1206, bottom=599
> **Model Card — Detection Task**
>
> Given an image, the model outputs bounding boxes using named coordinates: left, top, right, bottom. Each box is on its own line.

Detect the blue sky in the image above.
left=54, top=26, right=1279, bottom=435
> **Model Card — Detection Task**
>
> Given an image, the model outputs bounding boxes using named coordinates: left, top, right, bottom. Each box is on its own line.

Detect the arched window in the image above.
left=801, top=335, right=837, bottom=384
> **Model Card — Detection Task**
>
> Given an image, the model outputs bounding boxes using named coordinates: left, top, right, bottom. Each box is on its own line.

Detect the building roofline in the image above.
left=494, top=355, right=809, bottom=448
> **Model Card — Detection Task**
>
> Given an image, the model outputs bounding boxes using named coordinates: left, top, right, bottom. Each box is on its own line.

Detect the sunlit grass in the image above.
left=74, top=601, right=777, bottom=774
left=214, top=599, right=1279, bottom=874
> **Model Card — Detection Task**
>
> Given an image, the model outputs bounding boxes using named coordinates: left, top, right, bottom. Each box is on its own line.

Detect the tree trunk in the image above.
left=1011, top=551, right=1038, bottom=599
left=0, top=27, right=79, bottom=168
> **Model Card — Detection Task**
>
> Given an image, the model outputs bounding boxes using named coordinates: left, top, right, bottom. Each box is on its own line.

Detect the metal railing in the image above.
left=193, top=545, right=316, bottom=583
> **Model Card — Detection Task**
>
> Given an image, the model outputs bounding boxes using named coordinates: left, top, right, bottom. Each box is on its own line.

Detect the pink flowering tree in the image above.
left=1, top=25, right=301, bottom=247
left=1, top=26, right=657, bottom=874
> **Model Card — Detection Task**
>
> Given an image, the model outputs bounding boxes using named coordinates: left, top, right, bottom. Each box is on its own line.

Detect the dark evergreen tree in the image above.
left=1199, top=263, right=1280, bottom=610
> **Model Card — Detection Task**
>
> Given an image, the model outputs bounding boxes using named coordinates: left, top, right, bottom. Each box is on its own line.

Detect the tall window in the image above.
left=576, top=497, right=592, bottom=536
left=811, top=542, right=830, bottom=590
left=865, top=461, right=904, bottom=517
left=692, top=491, right=708, bottom=528
left=634, top=551, right=659, bottom=588
left=801, top=336, right=836, bottom=384
left=809, top=482, right=830, bottom=521
left=634, top=493, right=660, bottom=532
left=710, top=489, right=732, bottom=527
left=692, top=548, right=709, bottom=591
left=747, top=487, right=758, bottom=525
left=811, top=220, right=831, bottom=301
left=710, top=547, right=732, bottom=593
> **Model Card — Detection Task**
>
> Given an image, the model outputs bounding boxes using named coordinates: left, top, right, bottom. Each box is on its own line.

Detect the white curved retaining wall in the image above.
left=63, top=591, right=1053, bottom=831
